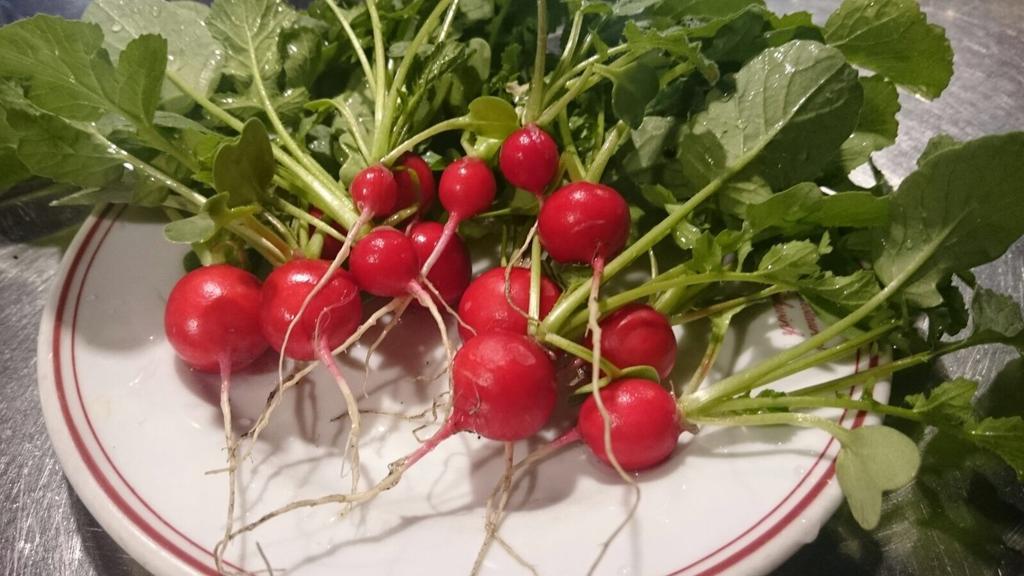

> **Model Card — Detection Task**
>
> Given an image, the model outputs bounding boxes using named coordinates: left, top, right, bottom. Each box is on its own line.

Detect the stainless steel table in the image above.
left=1, top=1, right=1022, bottom=574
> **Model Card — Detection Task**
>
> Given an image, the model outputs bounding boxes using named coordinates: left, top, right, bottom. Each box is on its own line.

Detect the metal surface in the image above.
left=1, top=1, right=1022, bottom=575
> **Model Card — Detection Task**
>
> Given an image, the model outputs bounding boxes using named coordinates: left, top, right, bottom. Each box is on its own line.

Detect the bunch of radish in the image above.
left=162, top=114, right=689, bottom=560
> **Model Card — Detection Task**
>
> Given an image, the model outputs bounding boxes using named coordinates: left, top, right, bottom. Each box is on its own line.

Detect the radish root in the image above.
left=275, top=209, right=370, bottom=407
left=214, top=359, right=239, bottom=575
left=316, top=325, right=362, bottom=497
left=241, top=299, right=404, bottom=463
left=361, top=296, right=413, bottom=398
left=502, top=220, right=539, bottom=320
left=585, top=256, right=642, bottom=575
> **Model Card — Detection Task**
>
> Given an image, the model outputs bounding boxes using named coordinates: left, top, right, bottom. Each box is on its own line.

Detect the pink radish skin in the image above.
left=457, top=267, right=561, bottom=341
left=351, top=165, right=399, bottom=217
left=350, top=228, right=422, bottom=298
left=438, top=156, right=497, bottom=218
left=420, top=157, right=497, bottom=276
left=409, top=221, right=471, bottom=306
left=538, top=182, right=630, bottom=265
left=499, top=124, right=559, bottom=195
left=590, top=304, right=678, bottom=380
left=577, top=378, right=682, bottom=471
left=403, top=331, right=557, bottom=468
left=164, top=264, right=268, bottom=373
left=259, top=260, right=362, bottom=361
left=394, top=153, right=437, bottom=217
left=449, top=331, right=557, bottom=441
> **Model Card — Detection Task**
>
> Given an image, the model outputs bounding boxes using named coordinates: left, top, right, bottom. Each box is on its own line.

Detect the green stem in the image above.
left=681, top=313, right=732, bottom=396
left=703, top=396, right=923, bottom=423
left=381, top=117, right=469, bottom=165
left=246, top=40, right=334, bottom=189
left=585, top=121, right=628, bottom=182
left=89, top=128, right=205, bottom=207
left=90, top=128, right=287, bottom=265
left=757, top=323, right=899, bottom=390
left=437, top=0, right=461, bottom=44
left=557, top=109, right=586, bottom=181
left=661, top=61, right=696, bottom=85
left=375, top=0, right=454, bottom=160
left=551, top=6, right=584, bottom=84
left=366, top=0, right=388, bottom=137
left=137, top=124, right=200, bottom=173
left=789, top=342, right=965, bottom=398
left=167, top=71, right=358, bottom=230
left=686, top=240, right=946, bottom=411
left=539, top=132, right=807, bottom=336
left=529, top=234, right=543, bottom=325
left=166, top=70, right=244, bottom=131
left=230, top=224, right=288, bottom=266
left=654, top=284, right=707, bottom=317
left=543, top=333, right=621, bottom=377
left=687, top=412, right=852, bottom=444
left=536, top=67, right=597, bottom=127
left=563, top=272, right=776, bottom=333
left=671, top=286, right=787, bottom=325
left=243, top=214, right=293, bottom=257
left=273, top=196, right=346, bottom=243
left=543, top=45, right=630, bottom=108
left=325, top=0, right=377, bottom=93
left=524, top=0, right=549, bottom=123
left=322, top=98, right=372, bottom=163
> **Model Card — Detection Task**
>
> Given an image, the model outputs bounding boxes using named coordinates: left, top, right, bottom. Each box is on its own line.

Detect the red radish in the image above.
left=349, top=227, right=456, bottom=383
left=278, top=165, right=398, bottom=380
left=409, top=221, right=471, bottom=306
left=164, top=264, right=269, bottom=564
left=537, top=181, right=630, bottom=265
left=499, top=124, right=559, bottom=195
left=438, top=157, right=497, bottom=218
left=590, top=304, right=678, bottom=380
left=447, top=330, right=557, bottom=442
left=260, top=259, right=366, bottom=498
left=387, top=330, right=557, bottom=465
left=577, top=378, right=682, bottom=471
left=259, top=260, right=362, bottom=361
left=394, top=153, right=436, bottom=217
left=308, top=208, right=346, bottom=260
left=474, top=377, right=683, bottom=568
left=164, top=264, right=268, bottom=373
left=538, top=181, right=632, bottom=477
left=457, top=267, right=561, bottom=341
left=351, top=164, right=399, bottom=217
left=219, top=330, right=557, bottom=541
left=350, top=227, right=422, bottom=298
left=419, top=157, right=497, bottom=276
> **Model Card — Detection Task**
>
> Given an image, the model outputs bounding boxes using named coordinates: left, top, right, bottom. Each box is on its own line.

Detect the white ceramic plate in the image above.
left=38, top=206, right=888, bottom=576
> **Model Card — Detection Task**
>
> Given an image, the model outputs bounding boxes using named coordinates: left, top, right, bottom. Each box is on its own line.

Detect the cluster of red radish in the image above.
left=163, top=124, right=686, bottom=505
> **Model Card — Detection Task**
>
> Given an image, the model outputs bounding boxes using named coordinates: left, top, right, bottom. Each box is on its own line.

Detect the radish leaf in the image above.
left=82, top=0, right=222, bottom=112
left=213, top=118, right=274, bottom=207
left=906, top=379, right=977, bottom=427
left=836, top=425, right=921, bottom=529
left=675, top=40, right=862, bottom=194
left=874, top=134, right=1024, bottom=308
left=465, top=96, right=519, bottom=140
left=207, top=0, right=296, bottom=84
left=5, top=109, right=123, bottom=188
left=825, top=0, right=953, bottom=99
left=965, top=418, right=1024, bottom=481
left=838, top=75, right=900, bottom=173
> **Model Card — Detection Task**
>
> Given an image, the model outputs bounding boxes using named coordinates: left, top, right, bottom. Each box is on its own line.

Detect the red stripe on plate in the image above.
left=52, top=207, right=222, bottom=576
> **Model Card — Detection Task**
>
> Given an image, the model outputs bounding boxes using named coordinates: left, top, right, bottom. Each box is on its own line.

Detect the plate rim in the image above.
left=37, top=205, right=886, bottom=576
